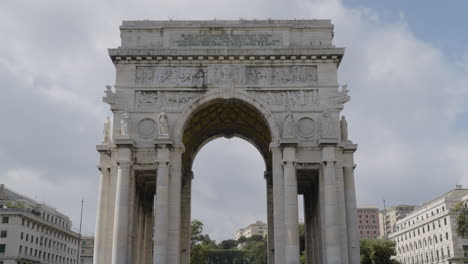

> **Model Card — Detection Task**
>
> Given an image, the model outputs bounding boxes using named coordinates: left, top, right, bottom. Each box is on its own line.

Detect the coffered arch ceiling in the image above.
left=182, top=98, right=272, bottom=176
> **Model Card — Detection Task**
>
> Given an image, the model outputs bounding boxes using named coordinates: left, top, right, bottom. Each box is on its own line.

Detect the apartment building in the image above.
left=358, top=207, right=380, bottom=239
left=0, top=184, right=80, bottom=264
left=234, top=221, right=267, bottom=240
left=389, top=188, right=468, bottom=264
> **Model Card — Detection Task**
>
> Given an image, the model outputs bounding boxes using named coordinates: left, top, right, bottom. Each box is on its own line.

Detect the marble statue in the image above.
left=121, top=109, right=129, bottom=136
left=283, top=112, right=295, bottom=138
left=103, top=116, right=111, bottom=143
left=158, top=110, right=169, bottom=136
left=341, top=116, right=349, bottom=142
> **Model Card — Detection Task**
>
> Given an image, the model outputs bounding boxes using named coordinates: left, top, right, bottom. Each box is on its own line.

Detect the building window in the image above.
left=1, top=217, right=8, bottom=224
left=464, top=245, right=468, bottom=257
left=0, top=244, right=5, bottom=253
left=0, top=231, right=6, bottom=238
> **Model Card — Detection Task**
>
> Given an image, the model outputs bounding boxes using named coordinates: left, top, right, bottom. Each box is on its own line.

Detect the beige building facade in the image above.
left=93, top=19, right=360, bottom=264
left=80, top=237, right=94, bottom=264
left=0, top=184, right=80, bottom=264
left=389, top=189, right=468, bottom=264
left=234, top=221, right=268, bottom=240
left=379, top=204, right=416, bottom=237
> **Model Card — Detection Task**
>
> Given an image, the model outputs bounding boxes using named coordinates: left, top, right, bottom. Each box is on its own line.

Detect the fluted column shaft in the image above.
left=322, top=146, right=341, bottom=264
left=344, top=165, right=360, bottom=264
left=154, top=145, right=171, bottom=264
left=283, top=146, right=299, bottom=264
left=94, top=168, right=109, bottom=264
left=265, top=171, right=274, bottom=264
left=111, top=161, right=131, bottom=264
left=272, top=147, right=285, bottom=264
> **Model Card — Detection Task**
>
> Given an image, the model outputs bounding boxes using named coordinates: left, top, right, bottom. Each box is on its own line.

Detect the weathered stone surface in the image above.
left=95, top=20, right=359, bottom=264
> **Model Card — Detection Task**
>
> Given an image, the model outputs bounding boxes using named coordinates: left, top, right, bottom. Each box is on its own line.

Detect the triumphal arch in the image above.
left=93, top=20, right=359, bottom=264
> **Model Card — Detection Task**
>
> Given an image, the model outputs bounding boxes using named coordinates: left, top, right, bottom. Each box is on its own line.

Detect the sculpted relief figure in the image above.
left=283, top=112, right=295, bottom=138
left=340, top=116, right=349, bottom=142
left=135, top=66, right=206, bottom=87
left=121, top=109, right=129, bottom=136
left=322, top=110, right=337, bottom=138
left=102, top=116, right=111, bottom=143
left=330, top=84, right=351, bottom=105
left=158, top=110, right=169, bottom=137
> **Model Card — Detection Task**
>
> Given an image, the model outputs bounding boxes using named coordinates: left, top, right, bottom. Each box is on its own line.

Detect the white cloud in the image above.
left=0, top=0, right=467, bottom=241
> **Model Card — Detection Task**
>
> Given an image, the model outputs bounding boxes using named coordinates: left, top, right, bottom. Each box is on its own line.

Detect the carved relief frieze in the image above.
left=207, top=65, right=245, bottom=84
left=249, top=90, right=319, bottom=109
left=135, top=66, right=319, bottom=87
left=135, top=91, right=202, bottom=109
left=135, top=66, right=206, bottom=87
left=246, top=66, right=317, bottom=85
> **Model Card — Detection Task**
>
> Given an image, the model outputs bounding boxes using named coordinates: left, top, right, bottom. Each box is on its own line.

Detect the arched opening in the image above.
left=181, top=98, right=272, bottom=173
left=192, top=138, right=266, bottom=242
left=180, top=98, right=273, bottom=262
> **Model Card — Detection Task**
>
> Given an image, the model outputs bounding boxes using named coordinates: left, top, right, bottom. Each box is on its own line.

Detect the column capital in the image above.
left=116, top=160, right=131, bottom=168
left=156, top=160, right=171, bottom=167
left=321, top=160, right=336, bottom=167
left=154, top=138, right=174, bottom=148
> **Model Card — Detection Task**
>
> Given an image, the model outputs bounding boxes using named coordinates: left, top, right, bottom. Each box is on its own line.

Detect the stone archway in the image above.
left=94, top=20, right=360, bottom=264
left=178, top=97, right=274, bottom=263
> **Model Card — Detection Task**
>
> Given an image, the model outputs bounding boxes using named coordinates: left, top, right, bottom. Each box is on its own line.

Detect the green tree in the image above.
left=247, top=240, right=267, bottom=264
left=247, top=234, right=264, bottom=242
left=360, top=239, right=400, bottom=264
left=219, top=239, right=238, bottom=249
left=190, top=220, right=216, bottom=264
left=191, top=243, right=210, bottom=264
left=237, top=236, right=247, bottom=244
left=191, top=219, right=213, bottom=247
left=452, top=201, right=468, bottom=237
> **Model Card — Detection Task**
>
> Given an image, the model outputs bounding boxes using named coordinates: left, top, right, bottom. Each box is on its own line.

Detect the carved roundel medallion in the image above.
left=296, top=117, right=317, bottom=138
left=138, top=118, right=156, bottom=139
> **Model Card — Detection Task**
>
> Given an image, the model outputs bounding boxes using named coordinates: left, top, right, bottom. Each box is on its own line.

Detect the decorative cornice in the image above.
left=108, top=48, right=344, bottom=64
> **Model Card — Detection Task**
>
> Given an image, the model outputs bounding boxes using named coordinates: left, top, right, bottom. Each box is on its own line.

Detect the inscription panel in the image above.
left=171, top=33, right=283, bottom=48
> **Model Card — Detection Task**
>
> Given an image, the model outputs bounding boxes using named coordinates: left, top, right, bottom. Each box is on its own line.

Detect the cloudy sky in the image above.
left=1, top=0, right=467, bottom=242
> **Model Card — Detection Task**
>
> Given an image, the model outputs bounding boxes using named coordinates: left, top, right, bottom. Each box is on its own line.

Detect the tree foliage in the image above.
left=190, top=220, right=216, bottom=264
left=219, top=239, right=238, bottom=250
left=452, top=201, right=468, bottom=237
left=360, top=239, right=400, bottom=264
left=191, top=219, right=213, bottom=248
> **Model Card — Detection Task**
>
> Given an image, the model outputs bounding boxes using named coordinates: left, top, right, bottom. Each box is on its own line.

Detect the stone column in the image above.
left=180, top=172, right=193, bottom=264
left=111, top=147, right=132, bottom=264
left=144, top=208, right=153, bottom=264
left=322, top=146, right=341, bottom=264
left=93, top=167, right=109, bottom=264
left=335, top=161, right=349, bottom=264
left=265, top=171, right=274, bottom=264
left=154, top=144, right=171, bottom=264
left=272, top=146, right=285, bottom=264
left=283, top=146, right=299, bottom=264
left=168, top=148, right=182, bottom=264
left=303, top=192, right=314, bottom=264
left=344, top=154, right=359, bottom=264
